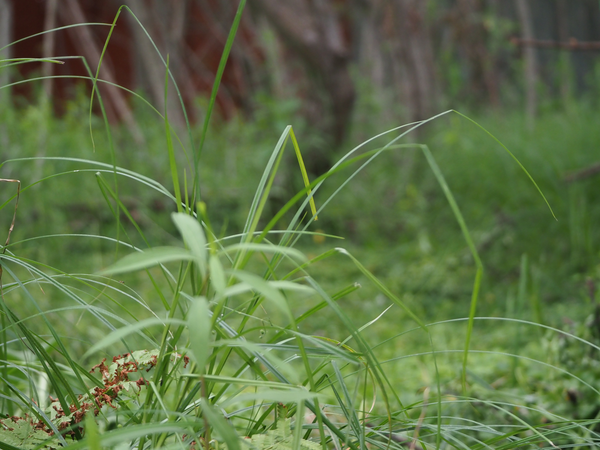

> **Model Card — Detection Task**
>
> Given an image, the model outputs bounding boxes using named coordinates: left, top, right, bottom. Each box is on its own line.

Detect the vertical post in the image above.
left=516, top=0, right=538, bottom=129
left=556, top=0, right=571, bottom=105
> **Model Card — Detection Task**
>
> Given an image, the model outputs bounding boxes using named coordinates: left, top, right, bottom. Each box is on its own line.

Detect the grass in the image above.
left=1, top=3, right=600, bottom=449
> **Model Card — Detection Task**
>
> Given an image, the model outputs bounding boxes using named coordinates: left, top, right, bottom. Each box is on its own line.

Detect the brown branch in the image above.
left=564, top=162, right=600, bottom=183
left=511, top=37, right=600, bottom=51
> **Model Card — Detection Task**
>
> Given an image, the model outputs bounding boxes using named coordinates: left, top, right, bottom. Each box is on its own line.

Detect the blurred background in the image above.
left=2, top=0, right=600, bottom=421
left=3, top=1, right=600, bottom=146
left=1, top=0, right=600, bottom=323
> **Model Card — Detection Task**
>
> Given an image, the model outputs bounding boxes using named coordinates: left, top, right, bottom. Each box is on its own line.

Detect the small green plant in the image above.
left=0, top=350, right=180, bottom=449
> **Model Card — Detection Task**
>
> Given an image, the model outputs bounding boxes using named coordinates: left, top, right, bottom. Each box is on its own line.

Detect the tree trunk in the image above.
left=392, top=0, right=438, bottom=122
left=125, top=0, right=188, bottom=128
left=252, top=0, right=356, bottom=175
left=60, top=0, right=144, bottom=142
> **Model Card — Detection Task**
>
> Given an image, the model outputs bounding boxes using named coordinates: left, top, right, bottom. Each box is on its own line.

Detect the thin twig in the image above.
left=511, top=37, right=600, bottom=51
left=364, top=423, right=424, bottom=450
left=564, top=162, right=600, bottom=183
left=1, top=178, right=20, bottom=300
left=410, top=387, right=429, bottom=450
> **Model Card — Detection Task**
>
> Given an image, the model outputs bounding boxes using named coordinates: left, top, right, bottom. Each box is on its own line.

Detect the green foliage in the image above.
left=0, top=350, right=176, bottom=449
left=238, top=418, right=321, bottom=450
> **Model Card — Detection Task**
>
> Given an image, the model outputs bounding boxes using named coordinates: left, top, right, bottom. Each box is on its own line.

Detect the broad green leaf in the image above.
left=209, top=254, right=226, bottom=298
left=83, top=318, right=186, bottom=357
left=228, top=270, right=292, bottom=322
left=268, top=281, right=314, bottom=294
left=0, top=440, right=22, bottom=450
left=222, top=281, right=313, bottom=300
left=101, top=246, right=194, bottom=275
left=0, top=418, right=58, bottom=450
left=223, top=282, right=254, bottom=298
left=219, top=243, right=306, bottom=262
left=172, top=212, right=207, bottom=277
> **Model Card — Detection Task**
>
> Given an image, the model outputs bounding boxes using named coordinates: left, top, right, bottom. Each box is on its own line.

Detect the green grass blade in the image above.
left=100, top=246, right=194, bottom=275
left=331, top=360, right=364, bottom=449
left=335, top=247, right=426, bottom=331
left=289, top=127, right=318, bottom=220
left=195, top=0, right=247, bottom=165
left=452, top=110, right=557, bottom=220
left=83, top=318, right=185, bottom=357
left=172, top=212, right=208, bottom=278
left=164, top=56, right=183, bottom=214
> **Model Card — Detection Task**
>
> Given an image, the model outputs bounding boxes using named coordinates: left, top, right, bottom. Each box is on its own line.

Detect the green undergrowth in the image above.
left=1, top=2, right=600, bottom=449
left=2, top=97, right=599, bottom=319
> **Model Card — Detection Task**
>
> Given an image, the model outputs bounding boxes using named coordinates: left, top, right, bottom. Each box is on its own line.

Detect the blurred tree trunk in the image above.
left=515, top=0, right=538, bottom=127
left=125, top=0, right=189, bottom=128
left=391, top=0, right=438, bottom=122
left=59, top=0, right=143, bottom=141
left=251, top=0, right=356, bottom=175
left=34, top=0, right=59, bottom=185
left=0, top=0, right=11, bottom=106
left=41, top=0, right=58, bottom=99
left=0, top=0, right=12, bottom=159
left=449, top=0, right=499, bottom=106
left=355, top=0, right=384, bottom=90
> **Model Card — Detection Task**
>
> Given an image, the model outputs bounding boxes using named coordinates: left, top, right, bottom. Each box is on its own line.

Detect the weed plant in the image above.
left=1, top=3, right=600, bottom=449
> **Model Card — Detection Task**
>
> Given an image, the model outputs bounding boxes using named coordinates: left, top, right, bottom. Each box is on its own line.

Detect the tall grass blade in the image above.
left=195, top=0, right=247, bottom=193
left=420, top=145, right=483, bottom=392
left=164, top=56, right=183, bottom=213
left=335, top=248, right=426, bottom=331
left=452, top=110, right=557, bottom=220
left=289, top=127, right=318, bottom=220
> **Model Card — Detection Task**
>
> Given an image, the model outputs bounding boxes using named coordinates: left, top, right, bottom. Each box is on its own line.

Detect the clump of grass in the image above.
left=1, top=3, right=599, bottom=450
